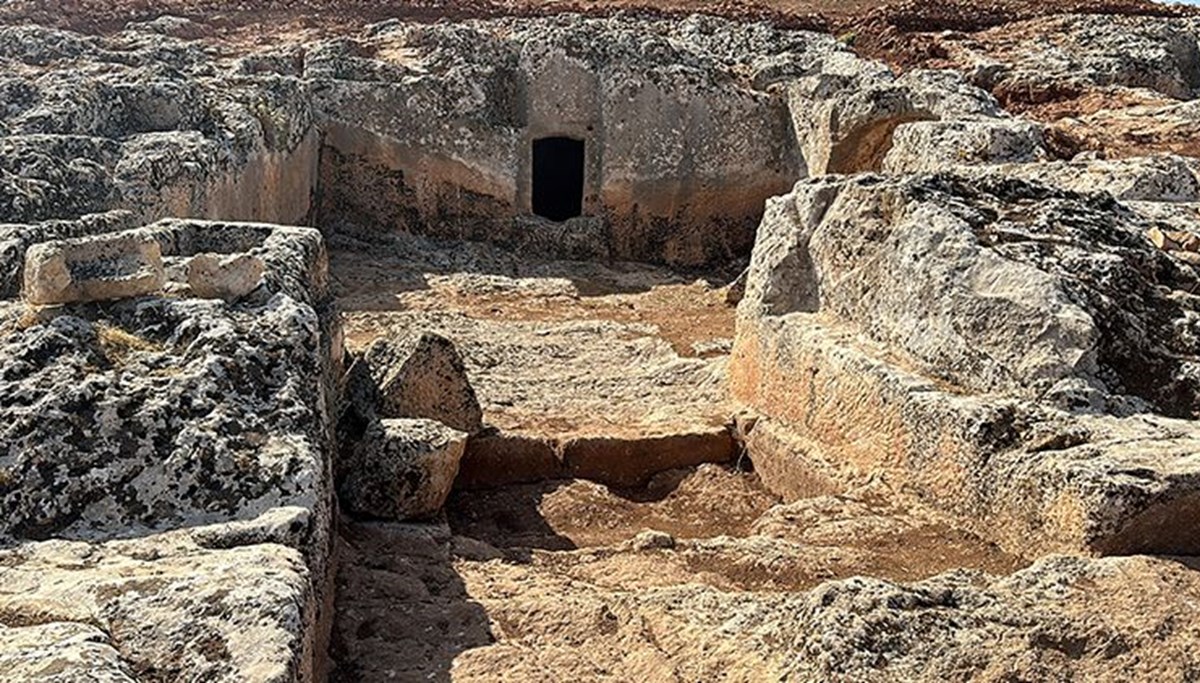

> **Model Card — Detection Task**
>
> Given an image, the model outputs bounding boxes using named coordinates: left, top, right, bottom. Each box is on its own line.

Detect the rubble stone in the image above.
left=339, top=418, right=468, bottom=520
left=22, top=232, right=164, bottom=305
left=186, top=252, right=265, bottom=301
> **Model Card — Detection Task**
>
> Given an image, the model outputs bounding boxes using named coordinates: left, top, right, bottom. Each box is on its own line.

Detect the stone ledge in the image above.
left=23, top=232, right=164, bottom=305
left=0, top=536, right=316, bottom=682
left=731, top=313, right=1200, bottom=557
left=455, top=424, right=737, bottom=490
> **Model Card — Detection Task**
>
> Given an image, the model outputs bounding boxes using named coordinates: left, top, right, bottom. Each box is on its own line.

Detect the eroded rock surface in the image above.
left=787, top=62, right=1002, bottom=175
left=0, top=219, right=338, bottom=680
left=0, top=25, right=317, bottom=228
left=0, top=13, right=1023, bottom=270
left=1, top=4, right=1199, bottom=682
left=310, top=14, right=820, bottom=267
left=733, top=171, right=1200, bottom=557
left=0, top=536, right=315, bottom=682
left=742, top=172, right=1200, bottom=407
left=940, top=14, right=1200, bottom=106
left=332, top=232, right=740, bottom=491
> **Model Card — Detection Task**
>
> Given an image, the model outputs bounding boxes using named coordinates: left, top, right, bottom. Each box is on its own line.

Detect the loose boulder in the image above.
left=186, top=252, right=264, bottom=301
left=361, top=332, right=484, bottom=434
left=22, top=232, right=164, bottom=305
left=339, top=418, right=468, bottom=520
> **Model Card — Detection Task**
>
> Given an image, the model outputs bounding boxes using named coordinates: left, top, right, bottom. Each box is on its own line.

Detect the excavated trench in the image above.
left=323, top=233, right=1028, bottom=681
left=298, top=17, right=1066, bottom=676
left=10, top=10, right=1200, bottom=681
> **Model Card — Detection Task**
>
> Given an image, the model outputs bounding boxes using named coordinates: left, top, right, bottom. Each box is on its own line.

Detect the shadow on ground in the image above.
left=329, top=519, right=496, bottom=682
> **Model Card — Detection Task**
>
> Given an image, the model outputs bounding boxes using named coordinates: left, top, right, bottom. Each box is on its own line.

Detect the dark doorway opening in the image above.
left=532, top=136, right=585, bottom=222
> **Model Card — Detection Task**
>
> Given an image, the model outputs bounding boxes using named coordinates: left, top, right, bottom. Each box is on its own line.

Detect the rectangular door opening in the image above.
left=532, top=136, right=585, bottom=222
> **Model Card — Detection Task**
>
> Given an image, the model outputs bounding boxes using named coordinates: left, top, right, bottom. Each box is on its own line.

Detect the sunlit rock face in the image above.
left=3, top=7, right=1200, bottom=682
left=307, top=15, right=820, bottom=267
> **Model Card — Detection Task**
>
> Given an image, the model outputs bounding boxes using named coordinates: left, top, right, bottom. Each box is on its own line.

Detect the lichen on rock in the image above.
left=1, top=4, right=1200, bottom=681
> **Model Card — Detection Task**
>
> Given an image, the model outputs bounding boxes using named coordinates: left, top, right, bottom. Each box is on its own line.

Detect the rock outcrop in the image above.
left=780, top=555, right=1200, bottom=681
left=0, top=25, right=317, bottom=228
left=0, top=15, right=1020, bottom=269
left=882, top=118, right=1049, bottom=173
left=0, top=218, right=339, bottom=680
left=972, top=153, right=1200, bottom=201
left=1, top=6, right=1199, bottom=682
left=733, top=170, right=1200, bottom=556
left=787, top=63, right=1002, bottom=175
left=943, top=14, right=1200, bottom=105
left=0, top=536, right=315, bottom=682
left=308, top=15, right=817, bottom=267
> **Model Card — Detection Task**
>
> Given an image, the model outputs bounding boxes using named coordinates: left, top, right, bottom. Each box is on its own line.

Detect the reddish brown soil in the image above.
left=849, top=0, right=1198, bottom=68
left=446, top=466, right=1026, bottom=586
left=330, top=465, right=1027, bottom=680
left=332, top=249, right=735, bottom=359
left=1007, top=89, right=1173, bottom=123
left=447, top=465, right=778, bottom=550
left=934, top=18, right=1200, bottom=160
left=3, top=0, right=1194, bottom=70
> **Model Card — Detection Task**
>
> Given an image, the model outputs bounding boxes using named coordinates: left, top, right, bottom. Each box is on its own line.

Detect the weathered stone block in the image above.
left=339, top=418, right=468, bottom=520
left=0, top=538, right=316, bottom=683
left=786, top=60, right=1001, bottom=175
left=0, top=622, right=133, bottom=682
left=741, top=174, right=1097, bottom=400
left=22, top=233, right=164, bottom=305
left=362, top=332, right=484, bottom=434
left=981, top=153, right=1200, bottom=202
left=455, top=431, right=564, bottom=490
left=562, top=426, right=737, bottom=488
left=733, top=170, right=1200, bottom=556
left=732, top=296, right=1200, bottom=558
left=187, top=252, right=265, bottom=301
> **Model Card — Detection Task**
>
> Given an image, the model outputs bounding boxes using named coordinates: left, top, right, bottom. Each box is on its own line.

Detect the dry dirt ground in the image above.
left=328, top=233, right=1025, bottom=681
left=333, top=233, right=735, bottom=440
left=334, top=241, right=735, bottom=360
left=330, top=465, right=1025, bottom=682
